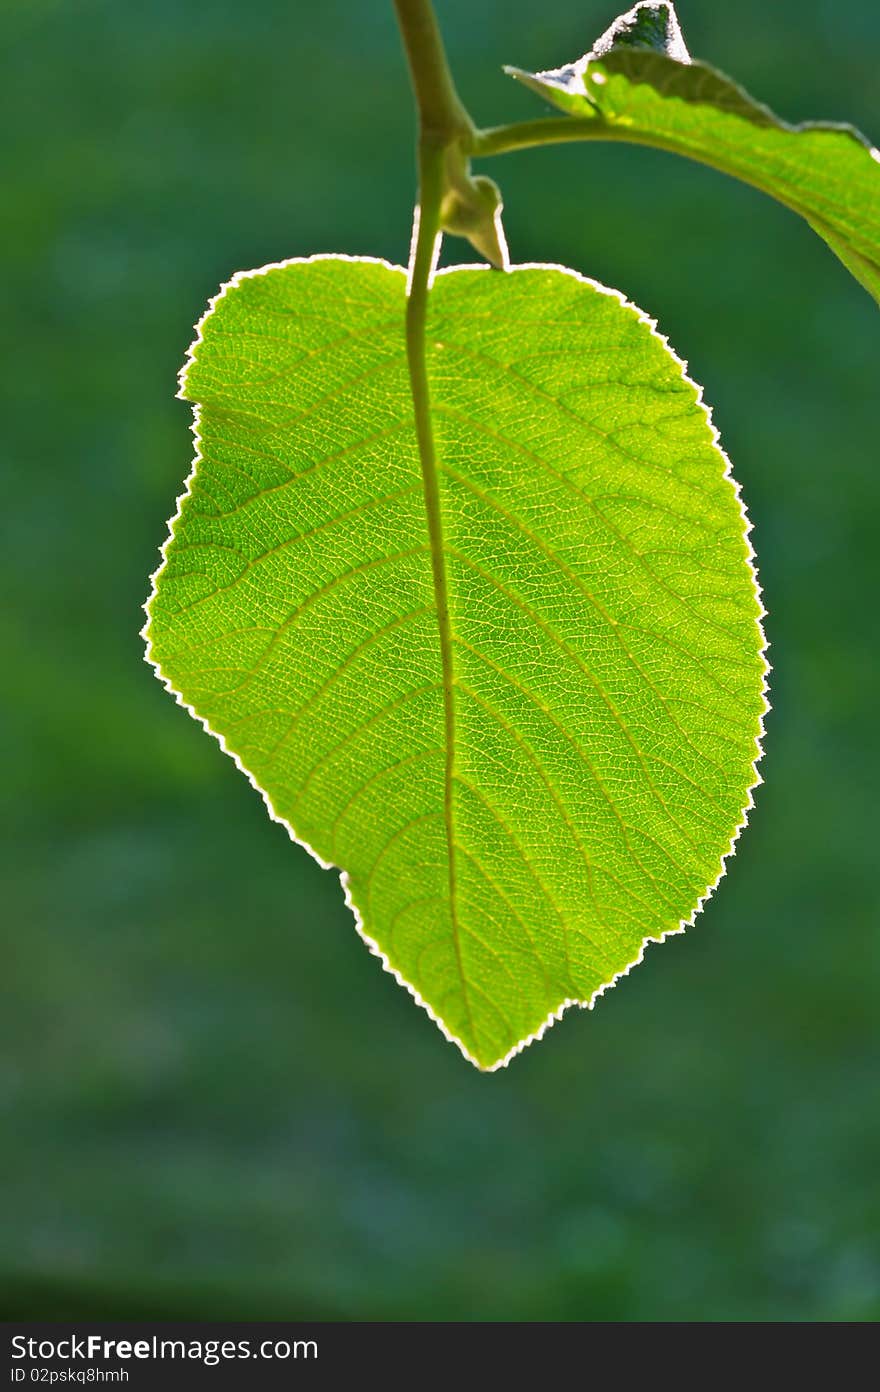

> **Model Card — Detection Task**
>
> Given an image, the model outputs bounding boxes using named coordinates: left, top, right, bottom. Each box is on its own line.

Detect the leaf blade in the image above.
left=145, top=255, right=767, bottom=1068
left=507, top=2, right=880, bottom=303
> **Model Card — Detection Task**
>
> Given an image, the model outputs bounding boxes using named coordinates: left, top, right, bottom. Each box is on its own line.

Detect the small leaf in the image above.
left=145, top=256, right=766, bottom=1069
left=508, top=1, right=880, bottom=303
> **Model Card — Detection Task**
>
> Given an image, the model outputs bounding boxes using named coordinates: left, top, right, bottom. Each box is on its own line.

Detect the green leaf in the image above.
left=507, top=1, right=880, bottom=304
left=144, top=255, right=766, bottom=1069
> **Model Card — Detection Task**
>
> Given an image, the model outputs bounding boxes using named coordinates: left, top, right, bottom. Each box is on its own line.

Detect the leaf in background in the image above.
left=507, top=1, right=880, bottom=303
left=145, top=256, right=766, bottom=1069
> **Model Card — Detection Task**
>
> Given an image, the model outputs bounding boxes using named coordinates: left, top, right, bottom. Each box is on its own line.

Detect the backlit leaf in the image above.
left=145, top=256, right=766, bottom=1068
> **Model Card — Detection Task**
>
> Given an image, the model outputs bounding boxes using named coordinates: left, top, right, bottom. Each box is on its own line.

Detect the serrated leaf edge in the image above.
left=142, top=253, right=770, bottom=1072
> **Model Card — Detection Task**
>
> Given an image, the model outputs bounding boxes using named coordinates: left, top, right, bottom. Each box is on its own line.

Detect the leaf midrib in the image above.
left=406, top=289, right=473, bottom=1042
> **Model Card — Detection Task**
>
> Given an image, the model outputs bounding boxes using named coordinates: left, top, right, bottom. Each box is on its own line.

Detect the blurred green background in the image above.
left=3, top=0, right=878, bottom=1321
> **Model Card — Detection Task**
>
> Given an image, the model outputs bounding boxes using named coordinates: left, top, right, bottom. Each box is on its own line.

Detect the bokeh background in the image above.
left=3, top=0, right=878, bottom=1321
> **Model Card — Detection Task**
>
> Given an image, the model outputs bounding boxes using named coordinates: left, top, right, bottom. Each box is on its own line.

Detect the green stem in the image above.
left=392, top=0, right=473, bottom=141
left=473, top=117, right=612, bottom=158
